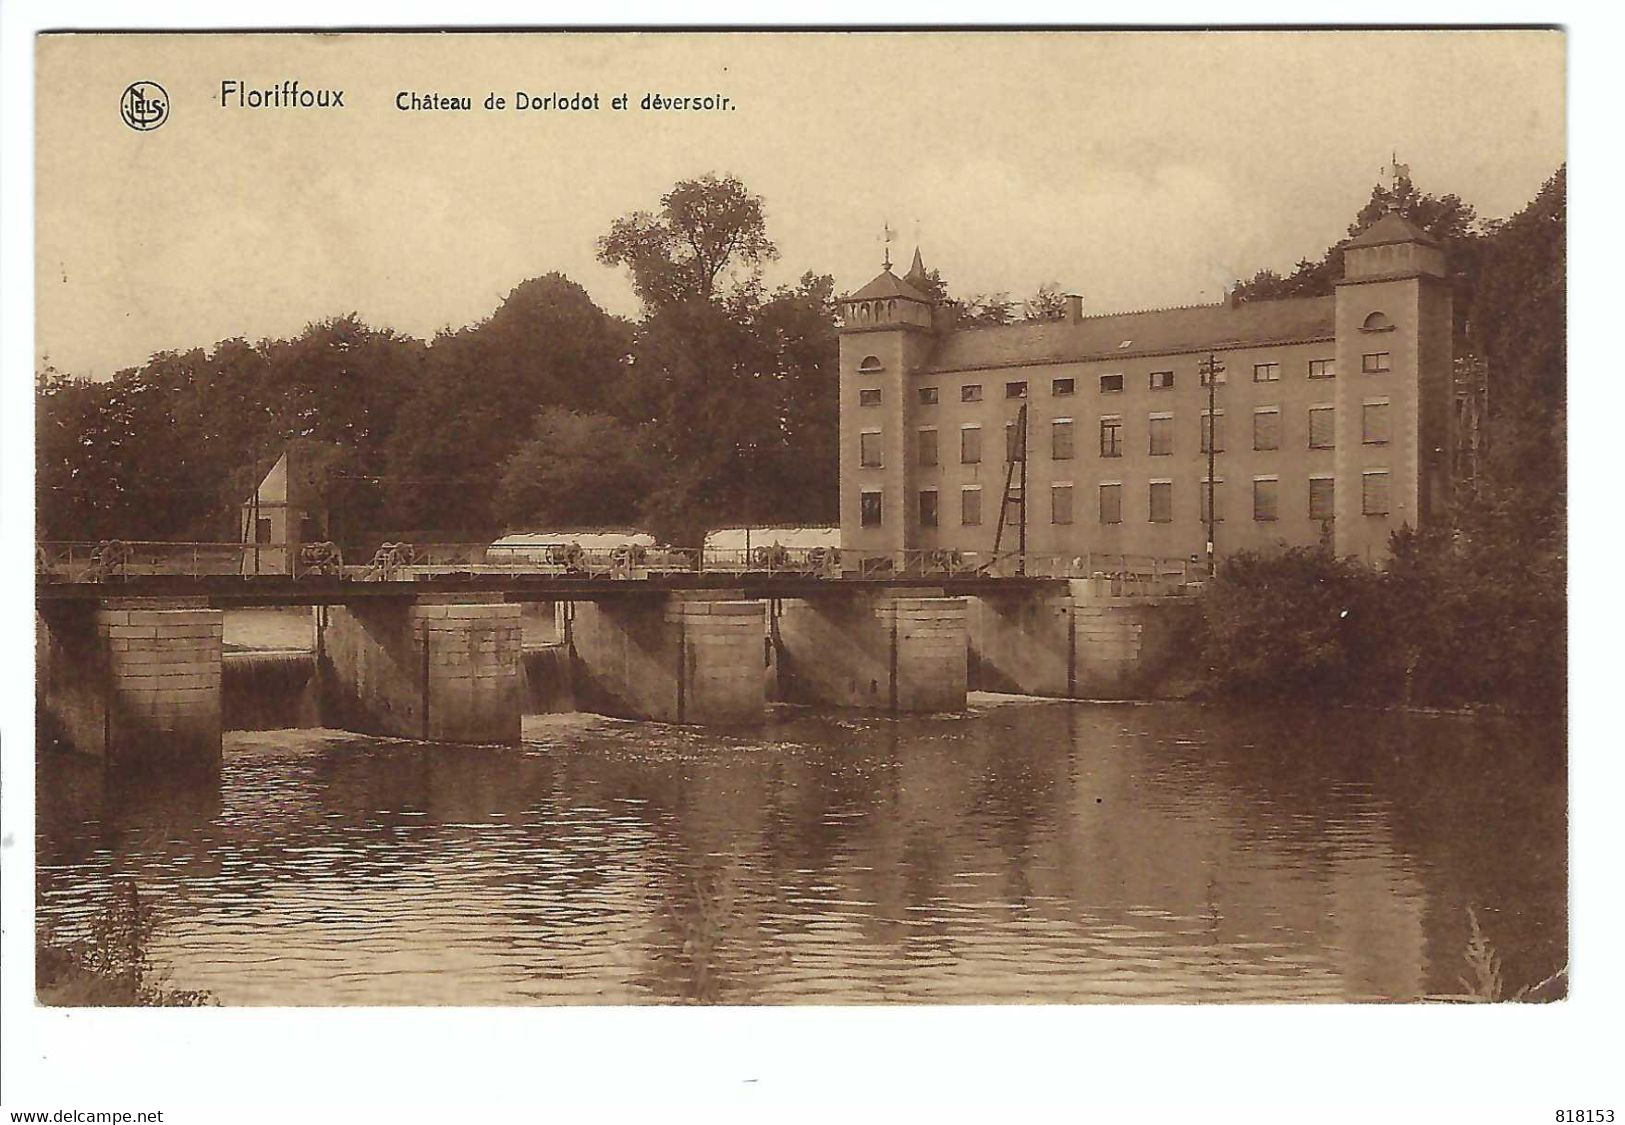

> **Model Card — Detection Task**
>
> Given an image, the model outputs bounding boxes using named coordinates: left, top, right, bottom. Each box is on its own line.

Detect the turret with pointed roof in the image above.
left=904, top=246, right=932, bottom=293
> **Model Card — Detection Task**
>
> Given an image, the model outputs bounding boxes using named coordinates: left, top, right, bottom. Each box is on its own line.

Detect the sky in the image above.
left=35, top=29, right=1566, bottom=378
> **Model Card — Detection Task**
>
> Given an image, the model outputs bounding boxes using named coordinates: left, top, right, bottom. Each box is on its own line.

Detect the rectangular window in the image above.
left=1253, top=408, right=1280, bottom=451
left=859, top=388, right=882, bottom=406
left=1253, top=478, right=1279, bottom=522
left=1051, top=418, right=1075, bottom=460
left=1099, top=483, right=1122, bottom=524
left=961, top=486, right=982, bottom=526
left=256, top=517, right=273, bottom=545
left=1005, top=421, right=1026, bottom=462
left=960, top=425, right=982, bottom=464
left=1362, top=352, right=1391, bottom=373
left=918, top=386, right=939, bottom=405
left=1201, top=412, right=1225, bottom=454
left=1253, top=362, right=1281, bottom=383
left=1362, top=401, right=1392, bottom=445
left=859, top=430, right=883, bottom=468
left=1006, top=381, right=1028, bottom=399
left=1309, top=359, right=1336, bottom=379
left=861, top=491, right=882, bottom=527
left=1052, top=377, right=1076, bottom=396
left=961, top=384, right=983, bottom=403
left=1149, top=370, right=1175, bottom=390
left=1200, top=364, right=1227, bottom=386
left=1308, top=406, right=1335, bottom=449
left=918, top=427, right=938, bottom=467
left=1051, top=483, right=1074, bottom=525
left=1199, top=480, right=1223, bottom=524
left=918, top=489, right=938, bottom=528
left=1148, top=414, right=1173, bottom=456
left=1099, top=373, right=1124, bottom=393
left=1362, top=471, right=1391, bottom=515
left=1099, top=416, right=1123, bottom=457
left=1309, top=477, right=1335, bottom=522
left=1148, top=481, right=1173, bottom=523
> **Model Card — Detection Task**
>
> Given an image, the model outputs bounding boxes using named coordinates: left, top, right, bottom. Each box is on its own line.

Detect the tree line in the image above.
left=37, top=174, right=839, bottom=548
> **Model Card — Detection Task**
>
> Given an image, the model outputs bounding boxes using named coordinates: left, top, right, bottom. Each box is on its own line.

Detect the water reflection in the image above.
left=36, top=700, right=1565, bottom=1005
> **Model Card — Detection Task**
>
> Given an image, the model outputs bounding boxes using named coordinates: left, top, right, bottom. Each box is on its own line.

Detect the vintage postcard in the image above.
left=10, top=19, right=1585, bottom=1117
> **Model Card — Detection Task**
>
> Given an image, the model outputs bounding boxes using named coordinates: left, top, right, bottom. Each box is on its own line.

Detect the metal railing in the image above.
left=846, top=549, right=1199, bottom=595
left=37, top=539, right=1200, bottom=595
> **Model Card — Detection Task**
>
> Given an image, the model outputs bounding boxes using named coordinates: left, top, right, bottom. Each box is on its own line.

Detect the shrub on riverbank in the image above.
left=37, top=879, right=212, bottom=1006
left=1199, top=505, right=1564, bottom=713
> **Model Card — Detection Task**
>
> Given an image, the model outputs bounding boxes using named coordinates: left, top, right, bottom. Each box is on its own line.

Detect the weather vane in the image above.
left=881, top=219, right=895, bottom=270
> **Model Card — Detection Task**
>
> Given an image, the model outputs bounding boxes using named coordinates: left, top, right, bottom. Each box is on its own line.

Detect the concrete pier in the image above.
left=38, top=601, right=224, bottom=769
left=571, top=595, right=766, bottom=724
left=968, top=582, right=1202, bottom=699
left=775, top=593, right=967, bottom=711
left=318, top=596, right=523, bottom=743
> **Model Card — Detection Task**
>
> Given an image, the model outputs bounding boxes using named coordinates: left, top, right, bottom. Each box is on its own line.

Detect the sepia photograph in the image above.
left=1, top=13, right=1606, bottom=1119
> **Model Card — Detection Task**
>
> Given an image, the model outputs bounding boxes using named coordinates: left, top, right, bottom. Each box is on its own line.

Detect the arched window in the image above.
left=1362, top=311, right=1395, bottom=332
left=858, top=355, right=885, bottom=374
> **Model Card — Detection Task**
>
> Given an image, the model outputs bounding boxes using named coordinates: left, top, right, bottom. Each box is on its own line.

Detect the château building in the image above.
left=837, top=213, right=1455, bottom=567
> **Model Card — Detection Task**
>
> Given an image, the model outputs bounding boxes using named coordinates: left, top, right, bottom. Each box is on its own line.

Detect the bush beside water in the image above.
left=1198, top=504, right=1564, bottom=714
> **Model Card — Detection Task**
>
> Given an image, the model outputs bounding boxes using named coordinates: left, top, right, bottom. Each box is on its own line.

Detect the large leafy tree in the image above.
left=596, top=173, right=778, bottom=311
left=597, top=176, right=837, bottom=543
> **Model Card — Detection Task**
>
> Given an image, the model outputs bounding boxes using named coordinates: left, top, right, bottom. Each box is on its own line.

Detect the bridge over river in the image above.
left=37, top=540, right=1203, bottom=771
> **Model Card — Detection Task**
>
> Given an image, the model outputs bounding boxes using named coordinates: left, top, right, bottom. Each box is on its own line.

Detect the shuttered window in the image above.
left=860, top=431, right=882, bottom=468
left=1149, top=415, right=1173, bottom=456
left=1052, top=419, right=1075, bottom=459
left=1253, top=409, right=1280, bottom=451
left=1200, top=481, right=1223, bottom=524
left=1309, top=407, right=1335, bottom=449
left=1253, top=478, right=1279, bottom=521
left=1099, top=483, right=1122, bottom=524
left=1005, top=422, right=1026, bottom=462
left=918, top=428, right=938, bottom=466
left=1052, top=484, right=1073, bottom=525
left=961, top=426, right=982, bottom=464
left=918, top=490, right=938, bottom=528
left=1149, top=482, right=1172, bottom=523
left=1362, top=472, right=1391, bottom=515
left=961, top=487, right=982, bottom=526
left=1309, top=477, right=1335, bottom=522
left=1201, top=412, right=1224, bottom=453
left=1363, top=402, right=1391, bottom=444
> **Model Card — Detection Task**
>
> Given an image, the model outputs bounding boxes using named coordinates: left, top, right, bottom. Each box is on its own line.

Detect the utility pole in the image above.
left=1199, top=352, right=1225, bottom=579
left=1017, top=400, right=1028, bottom=572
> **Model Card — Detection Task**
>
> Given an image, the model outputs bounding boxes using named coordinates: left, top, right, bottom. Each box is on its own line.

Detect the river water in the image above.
left=36, top=699, right=1565, bottom=1005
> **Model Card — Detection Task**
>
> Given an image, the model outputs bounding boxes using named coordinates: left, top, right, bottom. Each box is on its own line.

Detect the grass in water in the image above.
left=1427, top=905, right=1566, bottom=1004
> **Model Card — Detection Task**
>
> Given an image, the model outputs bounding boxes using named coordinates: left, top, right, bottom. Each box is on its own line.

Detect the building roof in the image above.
left=848, top=267, right=933, bottom=303
left=921, top=295, right=1335, bottom=373
left=1345, top=211, right=1441, bottom=249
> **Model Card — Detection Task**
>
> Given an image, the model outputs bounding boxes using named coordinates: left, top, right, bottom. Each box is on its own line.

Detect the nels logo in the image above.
left=120, top=81, right=169, bottom=131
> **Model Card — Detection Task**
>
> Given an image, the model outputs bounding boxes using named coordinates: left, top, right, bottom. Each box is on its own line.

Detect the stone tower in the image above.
left=837, top=250, right=937, bottom=558
left=1332, top=212, right=1455, bottom=561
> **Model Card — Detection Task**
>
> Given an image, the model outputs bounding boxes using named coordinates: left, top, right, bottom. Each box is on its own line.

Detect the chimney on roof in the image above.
left=1066, top=294, right=1083, bottom=324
